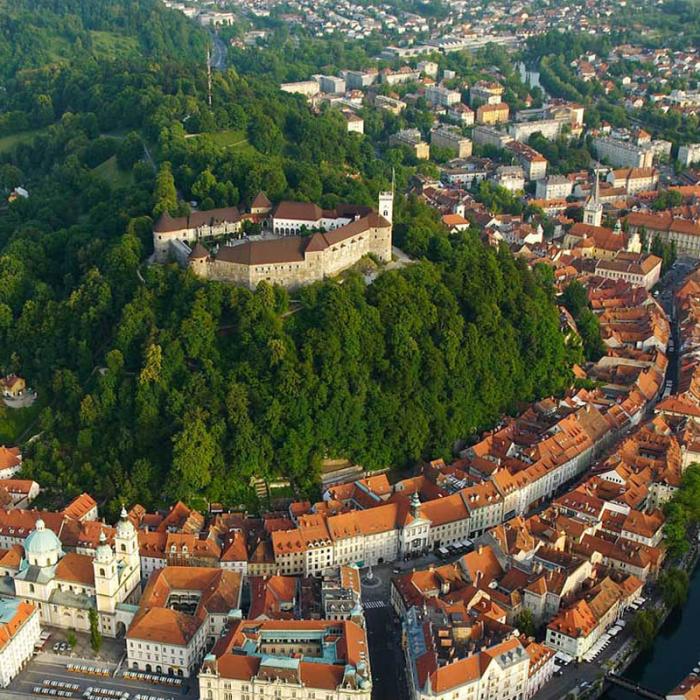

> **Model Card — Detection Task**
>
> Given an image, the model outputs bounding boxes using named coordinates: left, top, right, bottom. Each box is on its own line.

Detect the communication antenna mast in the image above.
left=207, top=46, right=212, bottom=108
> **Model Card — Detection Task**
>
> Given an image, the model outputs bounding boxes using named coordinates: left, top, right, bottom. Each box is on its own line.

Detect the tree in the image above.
left=116, top=132, right=143, bottom=171
left=631, top=609, right=659, bottom=649
left=89, top=607, right=102, bottom=654
left=658, top=568, right=689, bottom=609
left=67, top=631, right=77, bottom=650
left=516, top=609, right=536, bottom=637
left=167, top=411, right=216, bottom=501
left=191, top=168, right=217, bottom=202
left=152, top=162, right=178, bottom=218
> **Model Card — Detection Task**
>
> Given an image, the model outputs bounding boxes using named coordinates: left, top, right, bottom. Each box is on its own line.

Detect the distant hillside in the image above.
left=0, top=0, right=207, bottom=82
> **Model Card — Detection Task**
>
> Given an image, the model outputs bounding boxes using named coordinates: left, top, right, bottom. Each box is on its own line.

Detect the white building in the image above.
left=5, top=510, right=141, bottom=638
left=0, top=598, right=40, bottom=687
left=535, top=175, right=573, bottom=200
left=425, top=85, right=461, bottom=108
left=2, top=511, right=141, bottom=637
left=592, top=136, right=655, bottom=168
left=678, top=143, right=700, bottom=167
left=279, top=81, right=320, bottom=97
left=492, top=166, right=525, bottom=193
left=509, top=119, right=562, bottom=143
left=316, top=75, right=346, bottom=95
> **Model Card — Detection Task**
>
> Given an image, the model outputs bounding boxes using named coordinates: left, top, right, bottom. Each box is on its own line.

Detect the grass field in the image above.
left=0, top=128, right=46, bottom=154
left=189, top=129, right=256, bottom=155
left=0, top=398, right=43, bottom=445
left=89, top=31, right=139, bottom=60
left=92, top=155, right=134, bottom=188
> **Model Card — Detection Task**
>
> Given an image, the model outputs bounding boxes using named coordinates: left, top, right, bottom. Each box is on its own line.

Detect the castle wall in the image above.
left=193, top=224, right=393, bottom=289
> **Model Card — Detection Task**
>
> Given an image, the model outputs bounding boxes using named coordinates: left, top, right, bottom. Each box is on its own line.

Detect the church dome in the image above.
left=24, top=519, right=62, bottom=557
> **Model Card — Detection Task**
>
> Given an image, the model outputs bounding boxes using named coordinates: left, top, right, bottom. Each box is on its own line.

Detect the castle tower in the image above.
left=188, top=241, right=210, bottom=279
left=94, top=530, right=119, bottom=614
left=583, top=168, right=603, bottom=227
left=378, top=191, right=394, bottom=225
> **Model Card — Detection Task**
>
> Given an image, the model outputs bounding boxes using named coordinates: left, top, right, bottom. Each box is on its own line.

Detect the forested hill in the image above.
left=0, top=0, right=577, bottom=516
left=0, top=0, right=207, bottom=83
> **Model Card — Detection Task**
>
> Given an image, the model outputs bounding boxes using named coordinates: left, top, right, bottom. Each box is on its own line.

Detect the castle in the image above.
left=152, top=192, right=394, bottom=290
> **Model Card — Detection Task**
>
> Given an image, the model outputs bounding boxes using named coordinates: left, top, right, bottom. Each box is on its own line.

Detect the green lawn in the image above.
left=190, top=129, right=255, bottom=154
left=92, top=155, right=134, bottom=188
left=89, top=31, right=139, bottom=60
left=0, top=398, right=43, bottom=445
left=0, top=128, right=47, bottom=154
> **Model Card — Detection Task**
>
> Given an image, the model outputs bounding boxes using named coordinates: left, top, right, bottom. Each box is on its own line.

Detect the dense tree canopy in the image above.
left=0, top=0, right=578, bottom=516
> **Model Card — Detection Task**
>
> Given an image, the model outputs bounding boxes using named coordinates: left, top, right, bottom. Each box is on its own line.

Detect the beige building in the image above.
left=389, top=129, right=430, bottom=159
left=430, top=127, right=472, bottom=158
left=477, top=103, right=510, bottom=125
left=595, top=252, right=662, bottom=290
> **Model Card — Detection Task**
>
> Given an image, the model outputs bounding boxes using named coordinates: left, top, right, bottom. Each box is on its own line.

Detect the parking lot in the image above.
left=1, top=630, right=198, bottom=700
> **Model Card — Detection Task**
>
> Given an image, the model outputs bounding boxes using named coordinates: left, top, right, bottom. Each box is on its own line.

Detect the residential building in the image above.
left=430, top=127, right=472, bottom=158
left=0, top=447, right=21, bottom=480
left=536, top=175, right=574, bottom=201
left=279, top=81, right=320, bottom=97
left=0, top=599, right=40, bottom=687
left=492, top=166, right=525, bottom=193
left=446, top=103, right=475, bottom=125
left=470, top=81, right=504, bottom=106
left=425, top=85, right=461, bottom=107
left=316, top=75, right=346, bottom=94
left=507, top=141, right=548, bottom=180
left=592, top=136, right=655, bottom=168
left=472, top=126, right=512, bottom=149
left=626, top=211, right=700, bottom=258
left=678, top=144, right=700, bottom=167
left=389, top=129, right=430, bottom=159
left=509, top=119, right=562, bottom=142
left=477, top=103, right=510, bottom=125
left=343, top=111, right=364, bottom=134
left=606, top=167, right=659, bottom=194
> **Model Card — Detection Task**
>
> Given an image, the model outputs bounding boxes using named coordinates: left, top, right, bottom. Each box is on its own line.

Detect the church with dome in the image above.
left=2, top=508, right=141, bottom=637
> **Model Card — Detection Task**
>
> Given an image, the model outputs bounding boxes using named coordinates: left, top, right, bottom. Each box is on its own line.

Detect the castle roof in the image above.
left=189, top=242, right=210, bottom=260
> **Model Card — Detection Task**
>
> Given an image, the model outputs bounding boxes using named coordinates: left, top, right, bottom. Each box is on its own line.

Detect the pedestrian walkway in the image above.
left=363, top=600, right=387, bottom=609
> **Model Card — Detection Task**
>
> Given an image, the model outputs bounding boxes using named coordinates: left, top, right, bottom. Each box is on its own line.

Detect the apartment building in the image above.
left=430, top=127, right=472, bottom=157
left=592, top=136, right=655, bottom=168
left=0, top=599, right=40, bottom=687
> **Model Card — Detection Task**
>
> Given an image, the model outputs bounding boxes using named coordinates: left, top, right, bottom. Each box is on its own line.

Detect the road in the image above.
left=209, top=31, right=227, bottom=70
